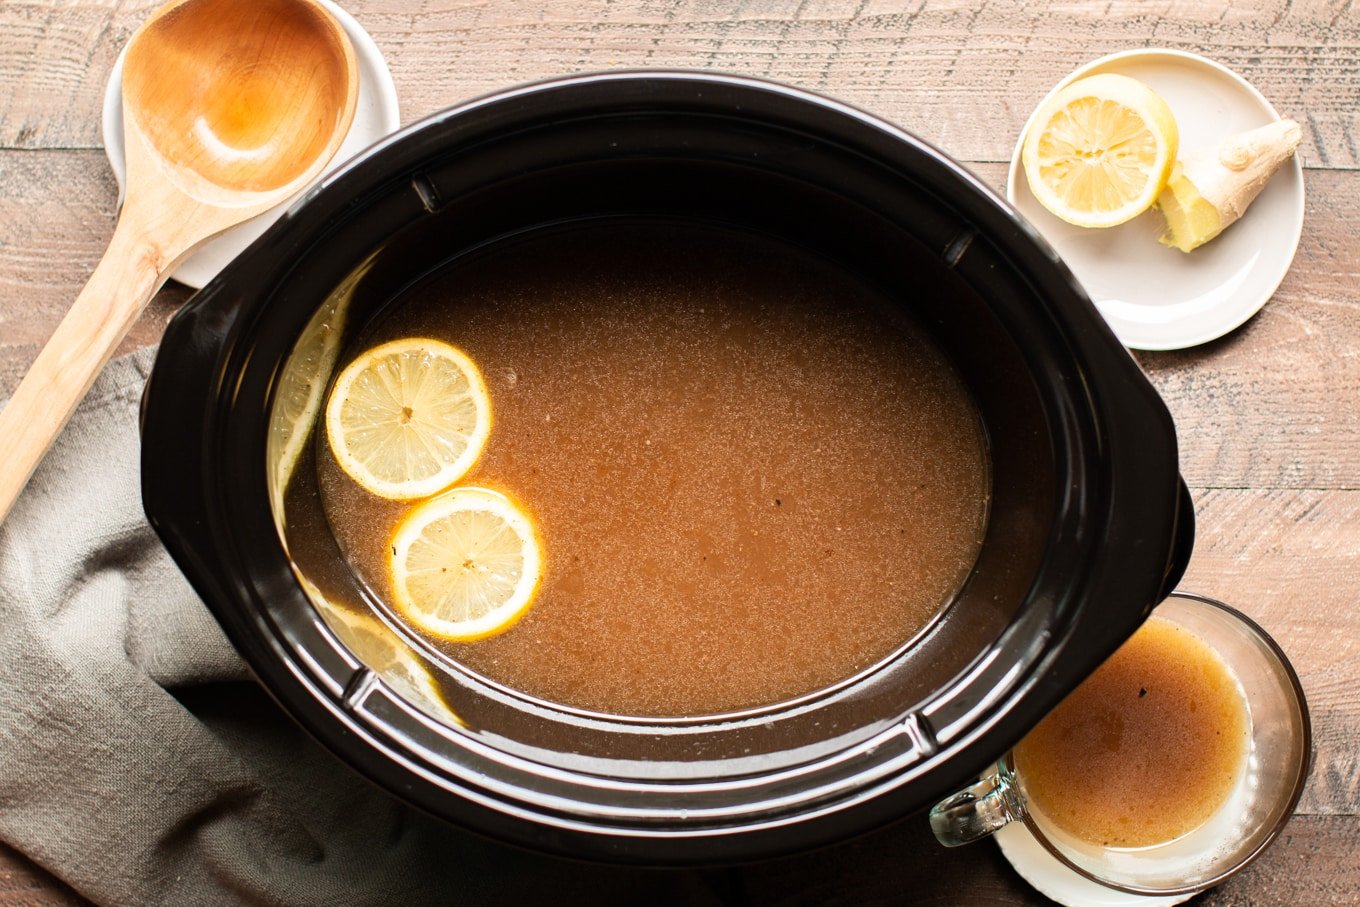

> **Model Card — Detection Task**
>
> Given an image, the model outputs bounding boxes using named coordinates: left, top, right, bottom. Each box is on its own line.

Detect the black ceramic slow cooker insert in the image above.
left=141, top=72, right=1193, bottom=864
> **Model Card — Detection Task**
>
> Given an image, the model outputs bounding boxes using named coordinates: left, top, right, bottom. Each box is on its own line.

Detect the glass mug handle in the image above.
left=929, top=760, right=1025, bottom=847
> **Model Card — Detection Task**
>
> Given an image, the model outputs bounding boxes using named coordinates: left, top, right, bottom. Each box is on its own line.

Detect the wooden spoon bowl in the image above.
left=0, top=0, right=358, bottom=523
left=125, top=0, right=356, bottom=200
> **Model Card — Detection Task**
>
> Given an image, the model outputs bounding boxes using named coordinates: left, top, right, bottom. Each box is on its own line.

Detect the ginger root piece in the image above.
left=1157, top=119, right=1302, bottom=252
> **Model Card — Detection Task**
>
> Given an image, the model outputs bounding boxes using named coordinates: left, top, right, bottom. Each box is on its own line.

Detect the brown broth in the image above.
left=316, top=224, right=990, bottom=717
left=1013, top=616, right=1250, bottom=848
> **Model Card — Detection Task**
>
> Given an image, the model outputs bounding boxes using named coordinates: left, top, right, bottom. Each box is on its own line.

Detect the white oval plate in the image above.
left=101, top=0, right=400, bottom=289
left=1006, top=49, right=1305, bottom=351
left=996, top=824, right=1194, bottom=907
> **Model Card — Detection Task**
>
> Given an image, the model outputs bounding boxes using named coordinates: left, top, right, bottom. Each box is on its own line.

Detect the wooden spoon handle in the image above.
left=0, top=220, right=168, bottom=523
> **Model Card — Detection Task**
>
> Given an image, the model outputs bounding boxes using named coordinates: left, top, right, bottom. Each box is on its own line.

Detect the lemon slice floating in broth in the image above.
left=389, top=487, right=542, bottom=642
left=325, top=337, right=492, bottom=500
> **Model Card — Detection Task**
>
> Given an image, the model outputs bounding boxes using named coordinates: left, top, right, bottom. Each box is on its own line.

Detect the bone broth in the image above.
left=1013, top=617, right=1251, bottom=848
left=312, top=225, right=991, bottom=717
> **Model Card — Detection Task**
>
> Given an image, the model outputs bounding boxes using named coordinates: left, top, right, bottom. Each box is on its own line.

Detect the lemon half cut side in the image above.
left=390, top=486, right=543, bottom=642
left=325, top=337, right=492, bottom=500
left=1022, top=73, right=1179, bottom=228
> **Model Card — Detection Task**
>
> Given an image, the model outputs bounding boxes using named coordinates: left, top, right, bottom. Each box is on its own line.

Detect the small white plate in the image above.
left=996, top=824, right=1194, bottom=907
left=101, top=0, right=400, bottom=289
left=1006, top=49, right=1305, bottom=351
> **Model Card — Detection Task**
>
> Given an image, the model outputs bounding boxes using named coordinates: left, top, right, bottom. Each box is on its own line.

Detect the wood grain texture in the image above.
left=970, top=162, right=1360, bottom=492
left=1178, top=487, right=1360, bottom=816
left=1, top=0, right=1358, bottom=903
left=1195, top=815, right=1360, bottom=907
left=2, top=0, right=1358, bottom=167
left=0, top=150, right=188, bottom=397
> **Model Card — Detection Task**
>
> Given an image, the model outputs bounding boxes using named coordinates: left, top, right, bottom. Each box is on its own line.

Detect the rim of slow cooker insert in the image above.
left=142, top=70, right=1187, bottom=864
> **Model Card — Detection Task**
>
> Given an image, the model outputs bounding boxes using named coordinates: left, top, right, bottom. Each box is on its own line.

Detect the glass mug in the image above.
left=929, top=592, right=1311, bottom=896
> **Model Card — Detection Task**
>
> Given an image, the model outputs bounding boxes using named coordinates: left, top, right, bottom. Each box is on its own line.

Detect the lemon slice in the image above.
left=1022, top=73, right=1179, bottom=228
left=297, top=572, right=460, bottom=724
left=268, top=292, right=347, bottom=517
left=325, top=337, right=492, bottom=500
left=390, top=486, right=542, bottom=642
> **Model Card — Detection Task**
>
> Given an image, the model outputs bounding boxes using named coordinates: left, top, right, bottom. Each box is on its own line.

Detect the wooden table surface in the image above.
left=2, top=1, right=1358, bottom=904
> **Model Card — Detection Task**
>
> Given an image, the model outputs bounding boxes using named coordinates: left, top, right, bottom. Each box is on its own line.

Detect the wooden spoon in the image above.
left=0, top=0, right=358, bottom=523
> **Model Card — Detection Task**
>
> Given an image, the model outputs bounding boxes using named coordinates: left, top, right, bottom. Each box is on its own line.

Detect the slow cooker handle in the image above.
left=1159, top=477, right=1195, bottom=601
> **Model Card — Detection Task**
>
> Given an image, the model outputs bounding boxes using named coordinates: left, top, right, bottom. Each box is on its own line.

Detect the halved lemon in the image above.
left=1022, top=73, right=1179, bottom=228
left=325, top=337, right=492, bottom=500
left=390, top=486, right=542, bottom=642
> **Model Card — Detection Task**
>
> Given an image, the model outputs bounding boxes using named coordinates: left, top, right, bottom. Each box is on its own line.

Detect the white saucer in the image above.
left=101, top=0, right=400, bottom=289
left=996, top=824, right=1194, bottom=907
left=1006, top=49, right=1305, bottom=351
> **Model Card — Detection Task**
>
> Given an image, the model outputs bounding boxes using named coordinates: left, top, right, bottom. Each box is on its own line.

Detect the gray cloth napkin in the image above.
left=0, top=348, right=723, bottom=907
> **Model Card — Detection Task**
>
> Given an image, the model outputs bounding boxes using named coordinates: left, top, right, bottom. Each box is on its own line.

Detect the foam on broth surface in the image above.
left=313, top=223, right=990, bottom=717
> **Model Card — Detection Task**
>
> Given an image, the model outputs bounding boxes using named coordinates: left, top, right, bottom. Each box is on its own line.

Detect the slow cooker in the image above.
left=142, top=72, right=1193, bottom=864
